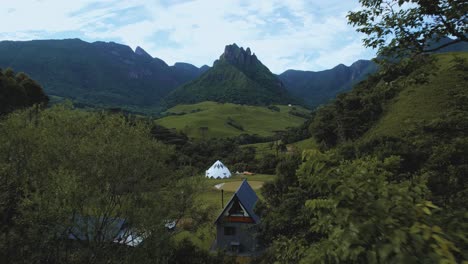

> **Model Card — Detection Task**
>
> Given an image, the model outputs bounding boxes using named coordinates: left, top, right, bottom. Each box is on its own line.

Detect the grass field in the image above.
left=364, top=52, right=468, bottom=140
left=155, top=101, right=310, bottom=138
left=289, top=137, right=317, bottom=152
left=174, top=174, right=276, bottom=250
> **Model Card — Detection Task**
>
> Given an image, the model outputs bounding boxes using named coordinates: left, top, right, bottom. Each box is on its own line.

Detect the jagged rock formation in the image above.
left=163, top=44, right=297, bottom=107
left=219, top=44, right=258, bottom=67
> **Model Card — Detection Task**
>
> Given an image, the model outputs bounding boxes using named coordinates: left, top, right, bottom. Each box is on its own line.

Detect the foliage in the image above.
left=309, top=53, right=464, bottom=148
left=0, top=105, right=206, bottom=263
left=348, top=0, right=468, bottom=58
left=261, top=150, right=466, bottom=263
left=260, top=53, right=468, bottom=263
left=258, top=153, right=312, bottom=244
left=173, top=137, right=258, bottom=175
left=299, top=153, right=449, bottom=263
left=150, top=123, right=189, bottom=147
left=267, top=105, right=280, bottom=112
left=168, top=238, right=236, bottom=264
left=226, top=116, right=244, bottom=131
left=0, top=68, right=48, bottom=115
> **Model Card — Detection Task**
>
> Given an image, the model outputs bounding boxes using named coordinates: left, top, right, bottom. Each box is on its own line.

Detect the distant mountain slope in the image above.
left=156, top=101, right=309, bottom=139
left=426, top=36, right=468, bottom=54
left=171, top=62, right=210, bottom=82
left=163, top=44, right=297, bottom=107
left=0, top=39, right=206, bottom=113
left=279, top=37, right=468, bottom=109
left=364, top=52, right=468, bottom=139
left=279, top=60, right=378, bottom=108
left=308, top=51, right=468, bottom=147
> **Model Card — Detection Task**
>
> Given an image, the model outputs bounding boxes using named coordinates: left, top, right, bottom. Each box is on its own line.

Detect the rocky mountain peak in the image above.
left=135, top=46, right=152, bottom=59
left=219, top=43, right=259, bottom=67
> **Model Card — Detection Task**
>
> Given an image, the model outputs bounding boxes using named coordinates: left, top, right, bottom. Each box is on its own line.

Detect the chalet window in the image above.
left=224, top=226, right=236, bottom=236
left=228, top=201, right=244, bottom=216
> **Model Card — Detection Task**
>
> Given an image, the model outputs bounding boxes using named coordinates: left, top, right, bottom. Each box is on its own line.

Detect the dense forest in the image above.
left=0, top=104, right=243, bottom=263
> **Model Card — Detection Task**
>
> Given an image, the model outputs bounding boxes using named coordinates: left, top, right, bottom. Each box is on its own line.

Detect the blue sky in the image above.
left=0, top=0, right=376, bottom=73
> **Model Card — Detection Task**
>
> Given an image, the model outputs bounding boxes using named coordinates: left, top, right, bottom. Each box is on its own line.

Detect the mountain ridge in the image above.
left=0, top=38, right=207, bottom=113
left=279, top=60, right=378, bottom=108
left=163, top=44, right=297, bottom=107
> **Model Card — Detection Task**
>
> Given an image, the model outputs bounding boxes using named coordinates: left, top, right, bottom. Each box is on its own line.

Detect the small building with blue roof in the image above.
left=213, top=179, right=260, bottom=255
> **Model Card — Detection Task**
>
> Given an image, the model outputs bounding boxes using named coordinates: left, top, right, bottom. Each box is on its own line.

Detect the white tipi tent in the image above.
left=205, top=160, right=232, bottom=179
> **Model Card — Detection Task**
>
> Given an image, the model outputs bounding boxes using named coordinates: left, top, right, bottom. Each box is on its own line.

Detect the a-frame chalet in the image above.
left=213, top=179, right=260, bottom=255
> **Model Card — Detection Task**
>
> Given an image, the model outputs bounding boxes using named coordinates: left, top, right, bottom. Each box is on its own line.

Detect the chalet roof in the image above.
left=215, top=179, right=260, bottom=223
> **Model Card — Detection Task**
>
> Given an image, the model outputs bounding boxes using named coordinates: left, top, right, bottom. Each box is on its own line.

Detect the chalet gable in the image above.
left=215, top=179, right=260, bottom=224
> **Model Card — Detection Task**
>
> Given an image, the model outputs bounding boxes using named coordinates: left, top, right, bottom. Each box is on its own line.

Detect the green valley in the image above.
left=155, top=101, right=310, bottom=138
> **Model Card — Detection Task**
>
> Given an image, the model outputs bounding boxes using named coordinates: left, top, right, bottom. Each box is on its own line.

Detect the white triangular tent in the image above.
left=205, top=160, right=231, bottom=179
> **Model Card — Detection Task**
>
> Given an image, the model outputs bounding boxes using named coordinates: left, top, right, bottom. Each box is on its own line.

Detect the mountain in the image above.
left=171, top=62, right=210, bottom=81
left=426, top=36, right=468, bottom=53
left=279, top=60, right=378, bottom=108
left=163, top=44, right=296, bottom=107
left=0, top=39, right=206, bottom=113
left=279, top=37, right=468, bottom=109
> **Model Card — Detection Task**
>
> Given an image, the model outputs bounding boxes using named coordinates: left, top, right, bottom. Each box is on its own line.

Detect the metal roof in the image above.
left=215, top=179, right=260, bottom=223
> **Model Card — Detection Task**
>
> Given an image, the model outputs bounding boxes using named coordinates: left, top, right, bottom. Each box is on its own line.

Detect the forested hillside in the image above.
left=258, top=52, right=468, bottom=263
left=0, top=39, right=207, bottom=114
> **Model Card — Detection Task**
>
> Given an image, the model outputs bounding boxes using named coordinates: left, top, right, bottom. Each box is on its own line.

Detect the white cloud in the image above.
left=0, top=0, right=376, bottom=73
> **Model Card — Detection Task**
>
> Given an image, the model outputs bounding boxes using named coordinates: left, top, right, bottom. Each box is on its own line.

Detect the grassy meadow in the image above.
left=155, top=101, right=310, bottom=138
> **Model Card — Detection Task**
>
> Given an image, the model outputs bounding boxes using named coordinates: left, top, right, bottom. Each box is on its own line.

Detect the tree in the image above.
left=348, top=0, right=468, bottom=58
left=0, top=68, right=48, bottom=115
left=262, top=150, right=464, bottom=263
left=0, top=105, right=199, bottom=263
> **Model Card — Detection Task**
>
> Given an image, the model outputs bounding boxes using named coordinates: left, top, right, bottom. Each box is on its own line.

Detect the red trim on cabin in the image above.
left=224, top=216, right=254, bottom=223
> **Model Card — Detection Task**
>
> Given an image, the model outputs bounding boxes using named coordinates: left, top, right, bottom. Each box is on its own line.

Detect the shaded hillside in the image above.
left=0, top=39, right=206, bottom=113
left=279, top=60, right=377, bottom=108
left=0, top=68, right=48, bottom=115
left=309, top=52, right=468, bottom=147
left=260, top=52, right=468, bottom=263
left=364, top=53, right=468, bottom=139
left=163, top=44, right=297, bottom=107
left=156, top=101, right=309, bottom=138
